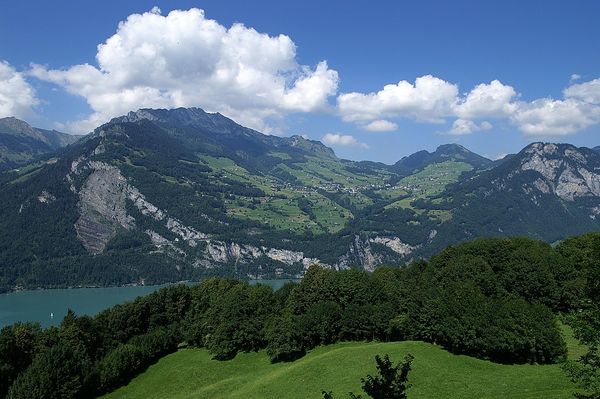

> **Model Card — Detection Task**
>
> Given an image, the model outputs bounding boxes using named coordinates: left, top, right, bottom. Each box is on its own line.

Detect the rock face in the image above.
left=67, top=147, right=353, bottom=273
left=370, top=236, right=417, bottom=256
left=337, top=235, right=381, bottom=272
left=68, top=151, right=415, bottom=273
left=203, top=241, right=323, bottom=273
left=74, top=162, right=134, bottom=254
left=518, top=143, right=600, bottom=202
left=71, top=157, right=209, bottom=254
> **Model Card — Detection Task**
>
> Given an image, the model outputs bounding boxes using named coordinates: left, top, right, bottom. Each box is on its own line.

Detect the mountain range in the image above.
left=0, top=107, right=599, bottom=291
left=0, top=117, right=80, bottom=170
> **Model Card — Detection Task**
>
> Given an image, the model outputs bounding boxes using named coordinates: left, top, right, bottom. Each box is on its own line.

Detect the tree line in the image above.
left=2, top=233, right=600, bottom=397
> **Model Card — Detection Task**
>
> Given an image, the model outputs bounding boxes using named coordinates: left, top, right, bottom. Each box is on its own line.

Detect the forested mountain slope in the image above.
left=1, top=108, right=599, bottom=290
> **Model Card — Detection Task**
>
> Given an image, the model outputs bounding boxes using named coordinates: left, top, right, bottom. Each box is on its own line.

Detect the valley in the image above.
left=2, top=108, right=600, bottom=292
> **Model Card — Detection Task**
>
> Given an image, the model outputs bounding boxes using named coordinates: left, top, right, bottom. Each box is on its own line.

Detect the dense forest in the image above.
left=2, top=233, right=600, bottom=398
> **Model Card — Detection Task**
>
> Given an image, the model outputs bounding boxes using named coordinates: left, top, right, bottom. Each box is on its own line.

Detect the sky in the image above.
left=0, top=0, right=599, bottom=163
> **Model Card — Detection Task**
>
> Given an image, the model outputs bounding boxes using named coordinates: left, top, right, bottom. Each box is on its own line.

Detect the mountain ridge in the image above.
left=1, top=107, right=600, bottom=291
left=0, top=117, right=81, bottom=170
left=394, top=143, right=492, bottom=173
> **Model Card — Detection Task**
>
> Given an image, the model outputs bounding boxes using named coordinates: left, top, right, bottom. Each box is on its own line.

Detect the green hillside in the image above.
left=101, top=341, right=576, bottom=399
left=0, top=117, right=80, bottom=170
left=3, top=108, right=600, bottom=292
left=0, top=109, right=485, bottom=291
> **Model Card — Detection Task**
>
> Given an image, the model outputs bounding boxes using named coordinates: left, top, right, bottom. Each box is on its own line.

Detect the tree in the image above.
left=7, top=342, right=91, bottom=399
left=323, top=354, right=414, bottom=399
left=0, top=322, right=44, bottom=397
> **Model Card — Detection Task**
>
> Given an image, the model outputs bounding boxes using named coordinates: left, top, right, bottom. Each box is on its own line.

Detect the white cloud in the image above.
left=363, top=119, right=398, bottom=132
left=564, top=78, right=600, bottom=104
left=454, top=80, right=518, bottom=119
left=511, top=98, right=600, bottom=135
left=337, top=75, right=458, bottom=123
left=322, top=133, right=368, bottom=148
left=570, top=74, right=581, bottom=82
left=448, top=119, right=492, bottom=135
left=338, top=74, right=600, bottom=137
left=29, top=8, right=338, bottom=133
left=338, top=76, right=518, bottom=125
left=0, top=61, right=38, bottom=118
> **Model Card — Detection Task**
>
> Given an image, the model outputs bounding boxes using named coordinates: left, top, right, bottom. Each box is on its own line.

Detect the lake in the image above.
left=0, top=279, right=295, bottom=329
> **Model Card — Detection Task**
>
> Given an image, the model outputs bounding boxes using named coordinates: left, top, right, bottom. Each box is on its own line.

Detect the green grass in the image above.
left=397, top=161, right=472, bottom=198
left=285, top=156, right=392, bottom=189
left=227, top=197, right=317, bottom=233
left=226, top=192, right=353, bottom=234
left=101, top=341, right=576, bottom=399
left=383, top=161, right=472, bottom=211
left=561, top=322, right=587, bottom=361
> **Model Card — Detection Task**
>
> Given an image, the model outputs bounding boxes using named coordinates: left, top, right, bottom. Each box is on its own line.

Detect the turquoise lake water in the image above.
left=0, top=279, right=294, bottom=328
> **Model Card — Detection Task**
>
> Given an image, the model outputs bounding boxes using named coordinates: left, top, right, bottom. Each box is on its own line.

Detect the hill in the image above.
left=2, top=108, right=600, bottom=290
left=424, top=142, right=600, bottom=252
left=4, top=234, right=595, bottom=398
left=101, top=341, right=575, bottom=399
left=393, top=143, right=492, bottom=174
left=0, top=117, right=81, bottom=170
left=0, top=108, right=437, bottom=290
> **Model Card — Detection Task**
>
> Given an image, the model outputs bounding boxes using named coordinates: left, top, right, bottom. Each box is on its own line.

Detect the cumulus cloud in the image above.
left=29, top=8, right=338, bottom=133
left=570, top=74, right=581, bottom=82
left=338, top=76, right=517, bottom=130
left=363, top=119, right=398, bottom=132
left=338, top=74, right=600, bottom=136
left=454, top=80, right=518, bottom=119
left=564, top=78, right=600, bottom=104
left=322, top=133, right=368, bottom=148
left=0, top=61, right=38, bottom=118
left=337, top=75, right=458, bottom=123
left=511, top=98, right=600, bottom=135
left=448, top=119, right=492, bottom=135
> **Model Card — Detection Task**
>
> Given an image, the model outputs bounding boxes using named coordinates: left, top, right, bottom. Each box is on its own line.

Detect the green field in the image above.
left=101, top=340, right=576, bottom=399
left=384, top=161, right=472, bottom=211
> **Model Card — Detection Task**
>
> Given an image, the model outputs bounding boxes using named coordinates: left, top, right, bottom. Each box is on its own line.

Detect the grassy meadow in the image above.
left=101, top=340, right=577, bottom=399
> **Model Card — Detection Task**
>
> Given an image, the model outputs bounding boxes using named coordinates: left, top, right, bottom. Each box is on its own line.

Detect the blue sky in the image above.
left=0, top=0, right=599, bottom=163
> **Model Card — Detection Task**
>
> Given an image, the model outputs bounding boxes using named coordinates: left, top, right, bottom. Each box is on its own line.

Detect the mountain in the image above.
left=0, top=117, right=81, bottom=170
left=0, top=108, right=411, bottom=291
left=2, top=107, right=600, bottom=292
left=426, top=142, right=600, bottom=250
left=393, top=143, right=492, bottom=174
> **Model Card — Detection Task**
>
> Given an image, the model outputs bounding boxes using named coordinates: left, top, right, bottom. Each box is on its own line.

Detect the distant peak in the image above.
left=394, top=143, right=491, bottom=172
left=521, top=142, right=583, bottom=156
left=0, top=116, right=32, bottom=128
left=436, top=143, right=469, bottom=153
left=110, top=107, right=207, bottom=123
left=0, top=116, right=40, bottom=137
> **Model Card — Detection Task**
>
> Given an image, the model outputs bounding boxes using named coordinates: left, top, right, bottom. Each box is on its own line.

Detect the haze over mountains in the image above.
left=1, top=107, right=600, bottom=291
left=0, top=117, right=80, bottom=170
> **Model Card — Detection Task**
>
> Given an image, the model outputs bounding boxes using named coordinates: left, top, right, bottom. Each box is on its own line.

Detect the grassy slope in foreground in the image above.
left=101, top=341, right=575, bottom=399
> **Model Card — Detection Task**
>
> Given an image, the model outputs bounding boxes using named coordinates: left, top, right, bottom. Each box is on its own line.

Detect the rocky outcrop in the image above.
left=337, top=235, right=381, bottom=272
left=517, top=143, right=600, bottom=202
left=68, top=156, right=336, bottom=273
left=204, top=241, right=323, bottom=270
left=74, top=163, right=135, bottom=253
left=370, top=236, right=416, bottom=256
left=37, top=191, right=56, bottom=204
left=65, top=136, right=412, bottom=274
left=71, top=158, right=209, bottom=254
left=75, top=216, right=115, bottom=254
